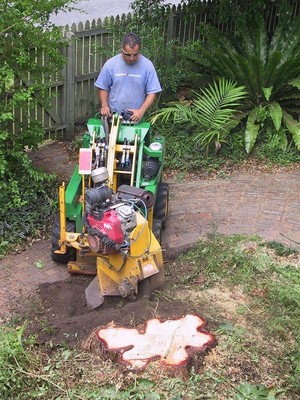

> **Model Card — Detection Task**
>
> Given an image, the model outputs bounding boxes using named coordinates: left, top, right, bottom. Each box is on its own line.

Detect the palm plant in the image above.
left=150, top=78, right=247, bottom=154
left=185, top=11, right=300, bottom=153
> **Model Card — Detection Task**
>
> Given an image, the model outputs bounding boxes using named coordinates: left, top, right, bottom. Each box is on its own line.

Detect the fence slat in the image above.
left=65, top=31, right=76, bottom=140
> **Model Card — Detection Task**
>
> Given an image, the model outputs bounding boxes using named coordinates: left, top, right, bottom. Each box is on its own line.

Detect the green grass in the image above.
left=173, top=234, right=300, bottom=398
left=177, top=235, right=300, bottom=333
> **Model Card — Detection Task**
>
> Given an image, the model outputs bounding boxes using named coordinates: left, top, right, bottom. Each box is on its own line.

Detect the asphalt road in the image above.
left=50, top=0, right=180, bottom=26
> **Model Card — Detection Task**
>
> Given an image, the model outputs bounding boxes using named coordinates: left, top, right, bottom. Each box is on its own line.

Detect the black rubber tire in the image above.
left=152, top=218, right=162, bottom=244
left=51, top=214, right=76, bottom=264
left=153, top=182, right=169, bottom=230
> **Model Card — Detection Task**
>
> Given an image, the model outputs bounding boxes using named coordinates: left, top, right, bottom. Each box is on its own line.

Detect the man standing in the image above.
left=95, top=32, right=162, bottom=122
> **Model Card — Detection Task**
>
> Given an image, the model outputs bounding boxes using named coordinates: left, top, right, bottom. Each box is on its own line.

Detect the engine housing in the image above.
left=84, top=185, right=137, bottom=255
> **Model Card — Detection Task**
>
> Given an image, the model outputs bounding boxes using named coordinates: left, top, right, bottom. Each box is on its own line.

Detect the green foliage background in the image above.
left=175, top=0, right=300, bottom=153
left=0, top=0, right=73, bottom=254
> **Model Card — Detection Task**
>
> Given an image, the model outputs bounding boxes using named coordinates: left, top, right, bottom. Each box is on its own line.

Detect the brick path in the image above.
left=164, top=170, right=300, bottom=255
left=0, top=141, right=299, bottom=319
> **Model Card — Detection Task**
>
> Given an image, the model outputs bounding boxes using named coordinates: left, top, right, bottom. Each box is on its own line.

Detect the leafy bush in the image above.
left=151, top=78, right=247, bottom=154
left=0, top=1, right=73, bottom=255
left=0, top=152, right=58, bottom=257
left=154, top=119, right=246, bottom=175
left=184, top=8, right=300, bottom=154
left=256, top=142, right=300, bottom=165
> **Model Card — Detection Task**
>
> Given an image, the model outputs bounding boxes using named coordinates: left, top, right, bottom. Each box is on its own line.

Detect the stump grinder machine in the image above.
left=51, top=113, right=169, bottom=309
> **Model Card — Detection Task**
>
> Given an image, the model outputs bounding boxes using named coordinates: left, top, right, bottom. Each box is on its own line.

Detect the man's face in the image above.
left=122, top=44, right=140, bottom=65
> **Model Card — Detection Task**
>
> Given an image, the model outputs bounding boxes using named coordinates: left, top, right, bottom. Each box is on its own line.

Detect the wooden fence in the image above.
left=12, top=1, right=300, bottom=140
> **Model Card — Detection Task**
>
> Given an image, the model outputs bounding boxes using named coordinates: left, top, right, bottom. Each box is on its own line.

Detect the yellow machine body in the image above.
left=52, top=114, right=168, bottom=309
left=94, top=212, right=164, bottom=304
left=65, top=212, right=164, bottom=309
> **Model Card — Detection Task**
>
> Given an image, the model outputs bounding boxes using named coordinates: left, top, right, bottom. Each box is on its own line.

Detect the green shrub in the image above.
left=0, top=151, right=58, bottom=257
left=0, top=1, right=72, bottom=256
left=151, top=78, right=247, bottom=155
left=184, top=10, right=300, bottom=154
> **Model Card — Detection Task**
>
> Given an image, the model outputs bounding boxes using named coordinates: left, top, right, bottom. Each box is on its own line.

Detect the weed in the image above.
left=264, top=265, right=300, bottom=336
left=285, top=344, right=300, bottom=394
left=39, top=319, right=57, bottom=335
left=34, top=260, right=45, bottom=269
left=256, top=143, right=300, bottom=166
left=266, top=241, right=299, bottom=257
left=0, top=323, right=36, bottom=399
left=234, top=382, right=279, bottom=399
left=216, top=323, right=252, bottom=354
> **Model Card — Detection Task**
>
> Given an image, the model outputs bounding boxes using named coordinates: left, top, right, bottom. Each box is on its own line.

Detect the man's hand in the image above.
left=127, top=93, right=157, bottom=122
left=128, top=109, right=144, bottom=122
left=100, top=105, right=112, bottom=117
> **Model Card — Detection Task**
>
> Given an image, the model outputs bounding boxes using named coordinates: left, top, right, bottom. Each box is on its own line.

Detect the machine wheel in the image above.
left=152, top=218, right=162, bottom=244
left=51, top=215, right=76, bottom=264
left=153, top=182, right=169, bottom=229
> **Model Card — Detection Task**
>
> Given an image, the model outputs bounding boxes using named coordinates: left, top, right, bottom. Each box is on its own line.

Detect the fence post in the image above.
left=65, top=31, right=75, bottom=141
left=167, top=13, right=175, bottom=40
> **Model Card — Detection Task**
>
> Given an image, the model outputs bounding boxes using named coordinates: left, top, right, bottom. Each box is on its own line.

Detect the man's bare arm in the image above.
left=128, top=93, right=157, bottom=121
left=99, top=89, right=111, bottom=116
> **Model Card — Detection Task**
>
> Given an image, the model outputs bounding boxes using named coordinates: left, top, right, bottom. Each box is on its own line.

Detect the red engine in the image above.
left=84, top=185, right=137, bottom=255
left=86, top=210, right=124, bottom=254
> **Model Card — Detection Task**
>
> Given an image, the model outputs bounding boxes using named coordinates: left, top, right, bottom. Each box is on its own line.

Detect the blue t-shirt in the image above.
left=95, top=53, right=162, bottom=114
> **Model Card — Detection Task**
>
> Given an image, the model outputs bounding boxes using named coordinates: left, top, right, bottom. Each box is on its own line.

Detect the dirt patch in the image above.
left=19, top=274, right=207, bottom=349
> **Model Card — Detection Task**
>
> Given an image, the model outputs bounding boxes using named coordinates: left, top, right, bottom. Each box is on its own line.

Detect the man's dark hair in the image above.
left=122, top=33, right=141, bottom=49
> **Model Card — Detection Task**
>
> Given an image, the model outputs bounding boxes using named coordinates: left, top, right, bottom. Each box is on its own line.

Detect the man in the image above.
left=94, top=32, right=162, bottom=122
